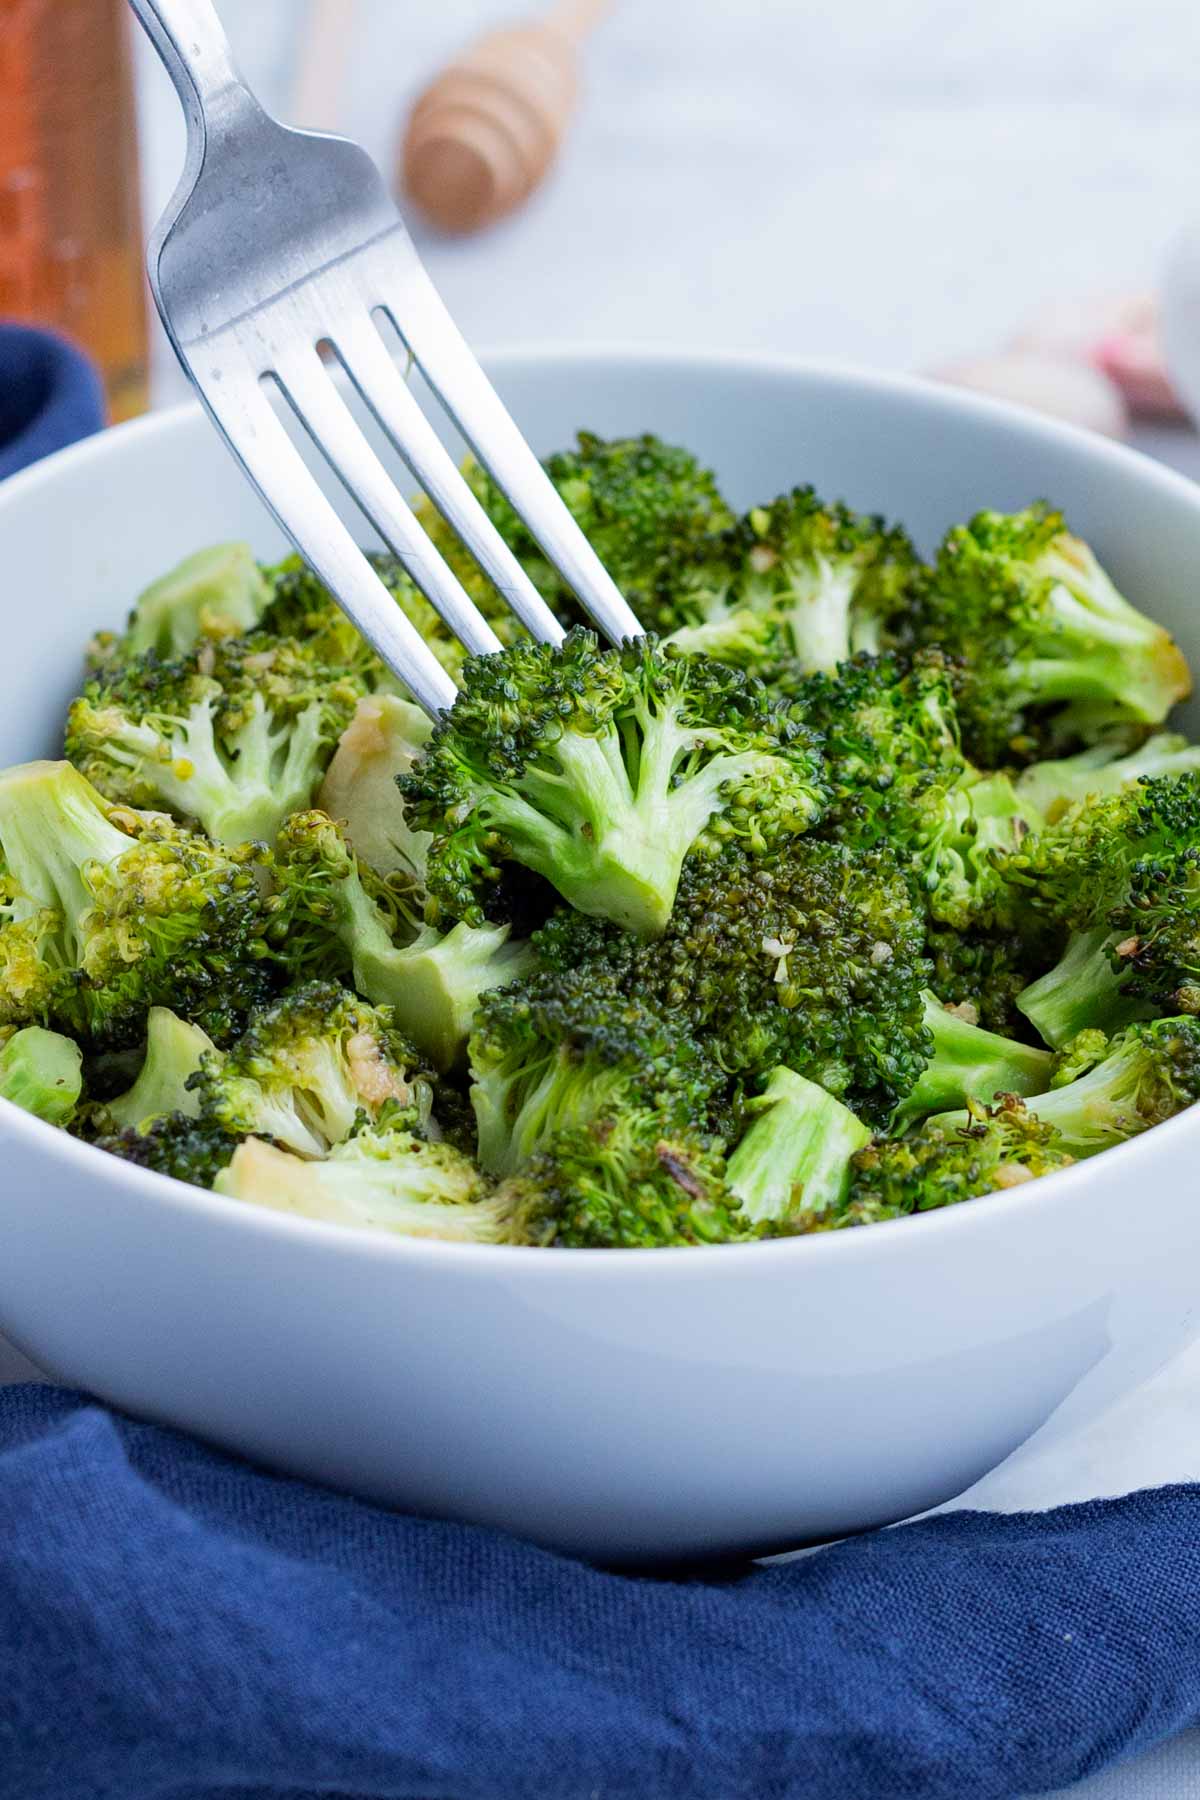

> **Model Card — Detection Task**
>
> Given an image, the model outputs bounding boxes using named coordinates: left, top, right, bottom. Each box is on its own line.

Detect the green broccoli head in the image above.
left=836, top=1096, right=1075, bottom=1227
left=85, top=1110, right=242, bottom=1190
left=0, top=761, right=272, bottom=1046
left=924, top=924, right=1048, bottom=1038
left=903, top=505, right=1192, bottom=766
left=533, top=836, right=932, bottom=1127
left=401, top=629, right=827, bottom=939
left=467, top=964, right=722, bottom=1179
left=65, top=627, right=367, bottom=846
left=192, top=980, right=433, bottom=1159
left=496, top=1109, right=756, bottom=1249
left=267, top=810, right=536, bottom=1071
left=215, top=1125, right=522, bottom=1243
left=933, top=1016, right=1200, bottom=1157
left=0, top=1025, right=83, bottom=1125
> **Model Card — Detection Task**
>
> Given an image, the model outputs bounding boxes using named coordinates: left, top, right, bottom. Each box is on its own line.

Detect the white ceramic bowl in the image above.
left=3, top=348, right=1200, bottom=1564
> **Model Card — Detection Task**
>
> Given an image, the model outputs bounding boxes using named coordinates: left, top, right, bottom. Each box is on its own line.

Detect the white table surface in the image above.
left=15, top=3, right=1200, bottom=1794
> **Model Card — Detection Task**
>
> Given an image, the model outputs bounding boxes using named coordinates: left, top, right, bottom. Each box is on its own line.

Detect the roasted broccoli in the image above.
left=835, top=1097, right=1075, bottom=1227
left=103, top=1007, right=214, bottom=1131
left=316, top=694, right=433, bottom=880
left=924, top=924, right=1047, bottom=1038
left=268, top=810, right=535, bottom=1071
left=0, top=760, right=271, bottom=1045
left=534, top=837, right=932, bottom=1126
left=494, top=1110, right=754, bottom=1249
left=1015, top=732, right=1200, bottom=821
left=902, top=505, right=1191, bottom=765
left=726, top=1066, right=871, bottom=1227
left=0, top=1025, right=83, bottom=1125
left=930, top=1017, right=1200, bottom=1157
left=893, top=992, right=1055, bottom=1129
left=119, top=543, right=271, bottom=663
left=261, top=551, right=468, bottom=687
left=215, top=1125, right=524, bottom=1243
left=401, top=628, right=826, bottom=938
left=468, top=964, right=721, bottom=1178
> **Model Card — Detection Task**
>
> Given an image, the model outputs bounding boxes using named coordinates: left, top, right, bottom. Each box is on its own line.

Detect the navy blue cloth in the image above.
left=3, top=327, right=1199, bottom=1799
left=2, top=1386, right=1200, bottom=1800
left=0, top=324, right=106, bottom=481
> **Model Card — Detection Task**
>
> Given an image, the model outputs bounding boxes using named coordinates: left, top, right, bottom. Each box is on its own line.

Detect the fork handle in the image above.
left=128, top=0, right=251, bottom=142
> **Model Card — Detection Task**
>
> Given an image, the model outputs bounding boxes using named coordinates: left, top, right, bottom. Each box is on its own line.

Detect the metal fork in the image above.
left=129, top=0, right=642, bottom=716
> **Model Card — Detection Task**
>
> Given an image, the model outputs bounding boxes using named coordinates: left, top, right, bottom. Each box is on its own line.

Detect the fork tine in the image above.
left=383, top=268, right=645, bottom=647
left=188, top=342, right=459, bottom=718
left=269, top=344, right=505, bottom=660
left=331, top=316, right=566, bottom=647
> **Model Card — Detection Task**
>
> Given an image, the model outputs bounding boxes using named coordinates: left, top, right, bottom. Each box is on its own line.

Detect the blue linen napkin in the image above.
left=3, top=323, right=1200, bottom=1800
left=2, top=1385, right=1200, bottom=1800
left=0, top=324, right=106, bottom=480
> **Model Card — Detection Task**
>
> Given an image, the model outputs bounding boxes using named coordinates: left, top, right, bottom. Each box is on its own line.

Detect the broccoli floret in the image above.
left=121, top=544, right=270, bottom=662
left=726, top=1066, right=871, bottom=1228
left=925, top=924, right=1047, bottom=1038
left=193, top=980, right=433, bottom=1159
left=903, top=505, right=1192, bottom=765
left=1049, top=1029, right=1111, bottom=1087
left=66, top=623, right=367, bottom=847
left=533, top=837, right=932, bottom=1127
left=468, top=965, right=721, bottom=1179
left=495, top=1110, right=755, bottom=1249
left=931, top=1017, right=1200, bottom=1157
left=0, top=761, right=271, bottom=1045
left=268, top=811, right=535, bottom=1071
left=215, top=1127, right=521, bottom=1243
left=0, top=1025, right=83, bottom=1125
left=1018, top=842, right=1200, bottom=1045
left=401, top=629, right=826, bottom=938
left=893, top=992, right=1054, bottom=1129
left=316, top=694, right=433, bottom=880
left=835, top=1097, right=1075, bottom=1227
left=104, top=1007, right=214, bottom=1132
left=87, top=1111, right=241, bottom=1190
left=1016, top=732, right=1200, bottom=821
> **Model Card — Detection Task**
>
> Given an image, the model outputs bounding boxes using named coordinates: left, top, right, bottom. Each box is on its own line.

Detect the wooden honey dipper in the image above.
left=401, top=0, right=612, bottom=234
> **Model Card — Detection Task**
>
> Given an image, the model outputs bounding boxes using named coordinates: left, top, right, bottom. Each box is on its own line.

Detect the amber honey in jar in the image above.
left=0, top=0, right=149, bottom=421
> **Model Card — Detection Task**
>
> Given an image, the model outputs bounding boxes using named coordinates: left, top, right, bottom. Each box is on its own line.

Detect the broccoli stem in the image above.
left=125, top=543, right=269, bottom=659
left=339, top=872, right=536, bottom=1073
left=0, top=761, right=134, bottom=937
left=0, top=1026, right=83, bottom=1125
left=1016, top=926, right=1152, bottom=1049
left=1016, top=733, right=1200, bottom=819
left=726, top=1066, right=871, bottom=1225
left=893, top=992, right=1054, bottom=1129
left=105, top=1007, right=214, bottom=1132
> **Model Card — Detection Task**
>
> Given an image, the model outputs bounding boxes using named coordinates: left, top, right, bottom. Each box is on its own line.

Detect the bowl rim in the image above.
left=4, top=340, right=1200, bottom=1278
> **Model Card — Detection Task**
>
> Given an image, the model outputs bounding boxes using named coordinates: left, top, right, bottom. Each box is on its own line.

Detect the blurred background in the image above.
left=7, top=0, right=1200, bottom=464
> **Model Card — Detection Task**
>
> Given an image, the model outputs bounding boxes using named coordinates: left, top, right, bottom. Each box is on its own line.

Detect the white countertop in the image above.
left=17, top=4, right=1200, bottom=1794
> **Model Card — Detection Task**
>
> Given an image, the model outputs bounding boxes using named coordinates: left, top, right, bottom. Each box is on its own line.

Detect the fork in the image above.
left=129, top=0, right=642, bottom=717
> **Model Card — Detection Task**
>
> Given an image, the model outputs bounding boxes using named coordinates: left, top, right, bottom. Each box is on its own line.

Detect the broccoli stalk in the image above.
left=401, top=630, right=826, bottom=939
left=893, top=992, right=1055, bottom=1129
left=1016, top=925, right=1153, bottom=1048
left=0, top=1026, right=83, bottom=1125
left=215, top=1128, right=522, bottom=1243
left=316, top=694, right=433, bottom=879
left=270, top=812, right=536, bottom=1072
left=105, top=1007, right=214, bottom=1131
left=929, top=1017, right=1200, bottom=1158
left=726, top=1066, right=871, bottom=1226
left=122, top=543, right=270, bottom=661
left=1016, top=732, right=1200, bottom=820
